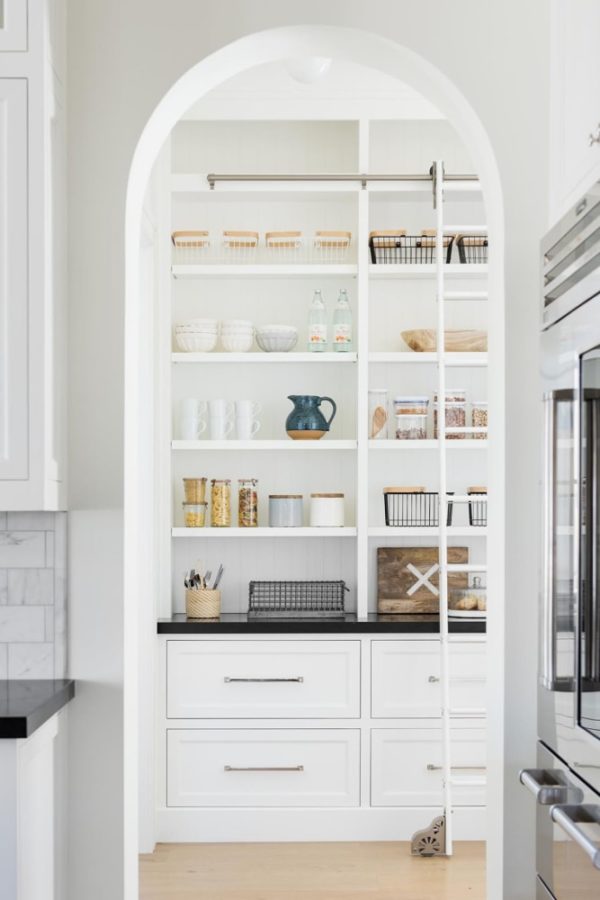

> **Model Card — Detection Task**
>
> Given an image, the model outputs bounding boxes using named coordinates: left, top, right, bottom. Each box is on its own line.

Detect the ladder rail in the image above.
left=435, top=159, right=454, bottom=857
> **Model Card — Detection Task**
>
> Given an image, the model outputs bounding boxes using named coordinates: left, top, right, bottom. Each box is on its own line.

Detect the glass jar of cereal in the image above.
left=211, top=479, right=231, bottom=527
left=238, top=479, right=258, bottom=527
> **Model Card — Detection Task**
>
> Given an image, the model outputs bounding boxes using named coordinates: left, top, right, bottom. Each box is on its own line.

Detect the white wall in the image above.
left=67, top=2, right=549, bottom=898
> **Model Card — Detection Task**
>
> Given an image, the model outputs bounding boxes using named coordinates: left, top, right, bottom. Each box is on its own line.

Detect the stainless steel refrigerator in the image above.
left=520, top=183, right=600, bottom=898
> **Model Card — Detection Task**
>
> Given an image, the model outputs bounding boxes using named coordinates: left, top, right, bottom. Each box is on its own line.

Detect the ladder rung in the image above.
left=445, top=494, right=488, bottom=503
left=443, top=427, right=488, bottom=434
left=449, top=707, right=486, bottom=716
left=446, top=563, right=487, bottom=573
left=448, top=775, right=487, bottom=787
left=443, top=291, right=488, bottom=301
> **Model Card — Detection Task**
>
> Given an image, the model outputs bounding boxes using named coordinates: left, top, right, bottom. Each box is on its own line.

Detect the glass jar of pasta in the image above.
left=238, top=478, right=258, bottom=527
left=211, top=479, right=231, bottom=527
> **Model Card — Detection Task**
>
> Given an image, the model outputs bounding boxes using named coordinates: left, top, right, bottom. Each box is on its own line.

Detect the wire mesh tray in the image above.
left=248, top=580, right=349, bottom=619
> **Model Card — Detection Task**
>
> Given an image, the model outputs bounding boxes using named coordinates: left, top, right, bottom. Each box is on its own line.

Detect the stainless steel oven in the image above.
left=520, top=182, right=600, bottom=898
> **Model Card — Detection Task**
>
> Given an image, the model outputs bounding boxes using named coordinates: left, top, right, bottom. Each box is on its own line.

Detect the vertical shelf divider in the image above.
left=356, top=120, right=370, bottom=620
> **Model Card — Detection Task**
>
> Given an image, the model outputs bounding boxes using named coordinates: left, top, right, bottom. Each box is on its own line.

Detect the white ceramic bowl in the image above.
left=220, top=319, right=253, bottom=331
left=220, top=333, right=254, bottom=352
left=255, top=325, right=298, bottom=353
left=175, top=319, right=218, bottom=334
left=175, top=332, right=218, bottom=353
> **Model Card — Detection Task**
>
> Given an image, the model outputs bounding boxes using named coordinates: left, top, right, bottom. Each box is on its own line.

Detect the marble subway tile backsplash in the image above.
left=0, top=513, right=67, bottom=678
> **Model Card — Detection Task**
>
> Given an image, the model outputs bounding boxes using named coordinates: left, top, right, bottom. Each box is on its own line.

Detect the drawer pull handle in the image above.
left=224, top=765, right=304, bottom=773
left=427, top=764, right=487, bottom=772
left=223, top=676, right=304, bottom=683
left=428, top=676, right=440, bottom=683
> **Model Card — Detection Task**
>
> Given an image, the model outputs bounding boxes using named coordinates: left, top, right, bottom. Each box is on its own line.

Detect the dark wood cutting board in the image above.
left=377, top=546, right=469, bottom=614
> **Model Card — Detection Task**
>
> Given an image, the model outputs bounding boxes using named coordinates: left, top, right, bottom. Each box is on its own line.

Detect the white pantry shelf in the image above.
left=369, top=352, right=487, bottom=367
left=368, top=439, right=488, bottom=450
left=171, top=264, right=357, bottom=279
left=172, top=439, right=357, bottom=451
left=368, top=526, right=488, bottom=538
left=172, top=352, right=357, bottom=364
left=369, top=264, right=487, bottom=279
left=171, top=527, right=358, bottom=538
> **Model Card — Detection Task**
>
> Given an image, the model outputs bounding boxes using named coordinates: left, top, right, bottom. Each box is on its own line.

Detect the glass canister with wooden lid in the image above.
left=238, top=478, right=258, bottom=528
left=211, top=479, right=231, bottom=527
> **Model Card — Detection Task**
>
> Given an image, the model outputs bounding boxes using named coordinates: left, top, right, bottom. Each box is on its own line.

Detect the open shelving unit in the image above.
left=161, top=117, right=490, bottom=631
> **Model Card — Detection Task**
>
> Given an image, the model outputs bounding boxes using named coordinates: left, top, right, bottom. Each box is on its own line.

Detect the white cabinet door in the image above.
left=0, top=79, right=28, bottom=482
left=371, top=640, right=486, bottom=718
left=167, top=729, right=360, bottom=808
left=371, top=726, right=486, bottom=807
left=0, top=0, right=27, bottom=51
left=167, top=640, right=361, bottom=719
left=551, top=0, right=600, bottom=219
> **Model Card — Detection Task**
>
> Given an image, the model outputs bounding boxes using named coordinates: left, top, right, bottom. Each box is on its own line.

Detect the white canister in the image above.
left=310, top=493, right=345, bottom=527
left=269, top=494, right=303, bottom=527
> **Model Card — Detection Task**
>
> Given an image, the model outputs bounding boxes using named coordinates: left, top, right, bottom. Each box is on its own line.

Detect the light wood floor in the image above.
left=140, top=841, right=486, bottom=899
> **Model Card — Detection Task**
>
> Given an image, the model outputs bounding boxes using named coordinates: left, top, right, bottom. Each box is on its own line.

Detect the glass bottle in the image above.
left=307, top=289, right=328, bottom=352
left=238, top=478, right=258, bottom=527
left=332, top=288, right=353, bottom=351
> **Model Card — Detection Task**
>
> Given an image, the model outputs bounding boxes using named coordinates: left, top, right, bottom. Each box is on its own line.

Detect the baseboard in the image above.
left=156, top=806, right=486, bottom=843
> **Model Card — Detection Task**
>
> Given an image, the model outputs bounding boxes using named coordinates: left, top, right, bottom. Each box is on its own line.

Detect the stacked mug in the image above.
left=235, top=400, right=261, bottom=440
left=179, top=398, right=207, bottom=440
left=209, top=399, right=234, bottom=440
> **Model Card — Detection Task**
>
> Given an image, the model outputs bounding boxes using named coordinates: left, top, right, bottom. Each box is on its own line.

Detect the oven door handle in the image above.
left=519, top=768, right=582, bottom=805
left=551, top=804, right=600, bottom=870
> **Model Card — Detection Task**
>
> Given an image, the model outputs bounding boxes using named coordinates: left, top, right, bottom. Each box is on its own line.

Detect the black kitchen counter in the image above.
left=0, top=679, right=75, bottom=739
left=157, top=613, right=486, bottom=635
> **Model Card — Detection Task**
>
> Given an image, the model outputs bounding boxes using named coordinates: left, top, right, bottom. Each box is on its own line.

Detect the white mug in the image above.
left=179, top=399, right=207, bottom=440
left=210, top=417, right=234, bottom=440
left=180, top=417, right=207, bottom=440
left=236, top=418, right=261, bottom=440
left=235, top=400, right=262, bottom=418
left=209, top=399, right=234, bottom=418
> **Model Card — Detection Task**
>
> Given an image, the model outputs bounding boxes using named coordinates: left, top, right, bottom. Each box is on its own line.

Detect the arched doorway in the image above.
left=124, top=25, right=504, bottom=900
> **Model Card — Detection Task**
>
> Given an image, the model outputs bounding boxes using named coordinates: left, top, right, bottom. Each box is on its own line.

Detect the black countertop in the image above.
left=0, top=679, right=75, bottom=739
left=157, top=613, right=486, bottom=635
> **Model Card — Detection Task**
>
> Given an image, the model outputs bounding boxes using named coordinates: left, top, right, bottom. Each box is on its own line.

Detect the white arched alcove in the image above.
left=124, top=24, right=505, bottom=900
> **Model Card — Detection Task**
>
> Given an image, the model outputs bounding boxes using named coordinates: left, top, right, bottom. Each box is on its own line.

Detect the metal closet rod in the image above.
left=206, top=172, right=479, bottom=187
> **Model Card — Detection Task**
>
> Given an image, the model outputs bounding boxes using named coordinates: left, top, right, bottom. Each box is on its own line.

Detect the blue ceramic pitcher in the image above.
left=286, top=395, right=337, bottom=440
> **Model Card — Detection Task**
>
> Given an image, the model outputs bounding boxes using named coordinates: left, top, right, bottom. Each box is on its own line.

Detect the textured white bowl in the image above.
left=175, top=319, right=218, bottom=333
left=257, top=324, right=298, bottom=336
left=175, top=332, right=218, bottom=352
left=220, top=333, right=254, bottom=352
left=255, top=329, right=298, bottom=353
left=220, top=319, right=253, bottom=331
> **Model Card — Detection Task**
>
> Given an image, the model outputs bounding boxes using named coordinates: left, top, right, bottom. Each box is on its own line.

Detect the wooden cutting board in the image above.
left=377, top=546, right=469, bottom=614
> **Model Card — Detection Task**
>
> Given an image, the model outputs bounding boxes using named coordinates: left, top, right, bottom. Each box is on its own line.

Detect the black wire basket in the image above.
left=248, top=580, right=349, bottom=619
left=468, top=491, right=488, bottom=527
left=456, top=234, right=488, bottom=263
left=369, top=232, right=454, bottom=265
left=383, top=490, right=454, bottom=527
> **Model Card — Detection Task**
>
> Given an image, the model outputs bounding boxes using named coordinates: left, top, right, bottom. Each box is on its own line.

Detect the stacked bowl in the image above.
left=220, top=319, right=254, bottom=352
left=174, top=319, right=218, bottom=352
left=255, top=324, right=298, bottom=353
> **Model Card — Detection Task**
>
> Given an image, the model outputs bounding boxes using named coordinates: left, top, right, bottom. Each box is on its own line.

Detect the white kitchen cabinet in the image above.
left=0, top=711, right=67, bottom=900
left=371, top=725, right=486, bottom=808
left=0, top=79, right=29, bottom=484
left=167, top=639, right=361, bottom=719
left=167, top=728, right=360, bottom=808
left=550, top=0, right=600, bottom=220
left=0, top=0, right=66, bottom=510
left=371, top=640, right=486, bottom=718
left=0, top=0, right=27, bottom=51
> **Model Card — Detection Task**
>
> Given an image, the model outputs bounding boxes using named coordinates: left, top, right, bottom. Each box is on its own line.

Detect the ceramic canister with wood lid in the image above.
left=310, top=493, right=345, bottom=527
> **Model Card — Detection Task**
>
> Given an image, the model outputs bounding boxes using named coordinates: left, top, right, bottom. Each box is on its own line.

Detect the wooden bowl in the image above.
left=401, top=329, right=487, bottom=353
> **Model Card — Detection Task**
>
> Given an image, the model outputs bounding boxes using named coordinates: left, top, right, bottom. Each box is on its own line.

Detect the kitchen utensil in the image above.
left=368, top=388, right=388, bottom=440
left=213, top=565, right=224, bottom=590
left=285, top=395, right=337, bottom=440
left=401, top=329, right=487, bottom=353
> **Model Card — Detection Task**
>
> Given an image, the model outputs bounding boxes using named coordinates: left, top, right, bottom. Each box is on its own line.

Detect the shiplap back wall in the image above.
left=0, top=512, right=67, bottom=678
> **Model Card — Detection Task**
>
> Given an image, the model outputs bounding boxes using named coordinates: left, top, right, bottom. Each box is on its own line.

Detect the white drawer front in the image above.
left=167, top=640, right=360, bottom=719
left=371, top=726, right=486, bottom=807
left=167, top=729, right=360, bottom=807
left=371, top=640, right=486, bottom=718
